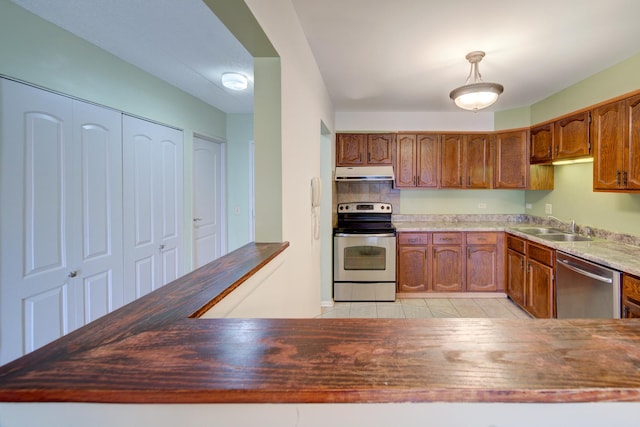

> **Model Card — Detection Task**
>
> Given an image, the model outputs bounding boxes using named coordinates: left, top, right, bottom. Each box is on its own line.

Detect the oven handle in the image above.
left=334, top=233, right=396, bottom=238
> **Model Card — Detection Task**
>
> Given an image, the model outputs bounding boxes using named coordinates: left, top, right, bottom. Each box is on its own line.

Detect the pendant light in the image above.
left=449, top=51, right=503, bottom=111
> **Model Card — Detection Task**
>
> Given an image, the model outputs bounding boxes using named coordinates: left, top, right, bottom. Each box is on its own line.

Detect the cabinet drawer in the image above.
left=527, top=242, right=554, bottom=266
left=623, top=274, right=640, bottom=301
left=432, top=232, right=462, bottom=245
left=398, top=232, right=430, bottom=246
left=466, top=232, right=497, bottom=245
left=507, top=234, right=526, bottom=254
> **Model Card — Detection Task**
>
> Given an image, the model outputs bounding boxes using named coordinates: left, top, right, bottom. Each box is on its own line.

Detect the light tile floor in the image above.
left=318, top=297, right=531, bottom=319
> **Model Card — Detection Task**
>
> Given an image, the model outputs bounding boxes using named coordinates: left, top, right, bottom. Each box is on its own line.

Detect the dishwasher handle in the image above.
left=557, top=258, right=613, bottom=284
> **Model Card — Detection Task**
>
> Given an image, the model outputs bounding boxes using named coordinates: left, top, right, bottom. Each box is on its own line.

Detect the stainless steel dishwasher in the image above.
left=556, top=252, right=621, bottom=318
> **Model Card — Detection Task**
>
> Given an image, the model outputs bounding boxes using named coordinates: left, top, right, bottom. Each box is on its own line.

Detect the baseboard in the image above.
left=398, top=292, right=508, bottom=299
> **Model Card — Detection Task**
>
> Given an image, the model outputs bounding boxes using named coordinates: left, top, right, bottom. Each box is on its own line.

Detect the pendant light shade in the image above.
left=449, top=51, right=503, bottom=111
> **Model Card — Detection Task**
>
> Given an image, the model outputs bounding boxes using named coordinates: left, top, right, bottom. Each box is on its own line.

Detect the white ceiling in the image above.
left=292, top=0, right=640, bottom=112
left=10, top=0, right=254, bottom=114
left=11, top=0, right=640, bottom=114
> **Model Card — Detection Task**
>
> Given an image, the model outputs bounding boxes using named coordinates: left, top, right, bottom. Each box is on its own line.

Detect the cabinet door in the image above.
left=466, top=134, right=491, bottom=188
left=432, top=246, right=463, bottom=292
left=440, top=134, right=464, bottom=188
left=336, top=134, right=366, bottom=166
left=397, top=246, right=429, bottom=292
left=622, top=275, right=640, bottom=318
left=417, top=133, right=439, bottom=187
left=506, top=249, right=526, bottom=307
left=624, top=95, right=640, bottom=190
left=396, top=134, right=417, bottom=187
left=466, top=245, right=498, bottom=291
left=526, top=259, right=554, bottom=318
left=555, top=111, right=590, bottom=159
left=530, top=123, right=554, bottom=163
left=494, top=130, right=528, bottom=188
left=367, top=134, right=393, bottom=165
left=592, top=101, right=624, bottom=190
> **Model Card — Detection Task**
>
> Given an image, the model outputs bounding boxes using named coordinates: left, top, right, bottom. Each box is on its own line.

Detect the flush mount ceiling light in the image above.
left=449, top=51, right=504, bottom=111
left=221, top=72, right=248, bottom=90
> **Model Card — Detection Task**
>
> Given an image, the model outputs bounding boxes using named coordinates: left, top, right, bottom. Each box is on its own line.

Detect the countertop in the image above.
left=1, top=240, right=640, bottom=404
left=394, top=220, right=640, bottom=277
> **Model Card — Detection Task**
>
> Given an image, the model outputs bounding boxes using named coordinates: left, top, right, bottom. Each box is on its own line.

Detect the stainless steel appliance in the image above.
left=556, top=252, right=621, bottom=318
left=333, top=202, right=396, bottom=301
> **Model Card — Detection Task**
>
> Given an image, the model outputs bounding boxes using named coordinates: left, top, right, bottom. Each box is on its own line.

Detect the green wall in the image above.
left=226, top=114, right=254, bottom=251
left=0, top=1, right=249, bottom=268
left=400, top=190, right=525, bottom=214
left=495, top=52, right=640, bottom=236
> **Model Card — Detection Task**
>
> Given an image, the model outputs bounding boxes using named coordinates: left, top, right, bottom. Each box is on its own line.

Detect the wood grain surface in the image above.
left=1, top=241, right=640, bottom=404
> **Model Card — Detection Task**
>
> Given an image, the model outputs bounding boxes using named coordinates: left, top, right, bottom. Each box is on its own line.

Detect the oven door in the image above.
left=333, top=233, right=396, bottom=282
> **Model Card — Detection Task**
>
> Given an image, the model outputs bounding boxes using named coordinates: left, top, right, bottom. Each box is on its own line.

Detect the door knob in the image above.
left=159, top=244, right=165, bottom=251
left=68, top=271, right=78, bottom=278
left=193, top=217, right=203, bottom=222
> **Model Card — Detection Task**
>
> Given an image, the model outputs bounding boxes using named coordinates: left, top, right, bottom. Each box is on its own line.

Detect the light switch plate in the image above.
left=545, top=203, right=552, bottom=214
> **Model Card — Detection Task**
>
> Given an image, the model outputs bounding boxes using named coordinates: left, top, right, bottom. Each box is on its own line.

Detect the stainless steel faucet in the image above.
left=547, top=215, right=576, bottom=233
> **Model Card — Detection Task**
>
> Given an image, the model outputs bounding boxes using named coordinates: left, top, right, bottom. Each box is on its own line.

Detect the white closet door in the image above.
left=123, top=115, right=183, bottom=303
left=0, top=79, right=76, bottom=364
left=193, top=136, right=224, bottom=268
left=71, top=101, right=124, bottom=325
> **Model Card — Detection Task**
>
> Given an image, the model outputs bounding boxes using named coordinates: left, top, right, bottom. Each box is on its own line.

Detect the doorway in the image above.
left=192, top=134, right=226, bottom=269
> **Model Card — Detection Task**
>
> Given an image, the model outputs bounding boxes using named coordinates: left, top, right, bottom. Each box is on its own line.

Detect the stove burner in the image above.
left=335, top=202, right=395, bottom=235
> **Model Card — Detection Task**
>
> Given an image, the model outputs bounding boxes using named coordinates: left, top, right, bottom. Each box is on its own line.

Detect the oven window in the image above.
left=343, top=245, right=386, bottom=270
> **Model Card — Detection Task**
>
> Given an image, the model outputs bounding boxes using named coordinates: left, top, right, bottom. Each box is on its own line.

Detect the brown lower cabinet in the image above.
left=622, top=274, right=640, bottom=318
left=506, top=234, right=555, bottom=318
left=397, top=231, right=503, bottom=294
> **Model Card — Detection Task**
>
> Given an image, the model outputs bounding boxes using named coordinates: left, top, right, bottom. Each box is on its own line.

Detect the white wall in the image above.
left=244, top=0, right=335, bottom=316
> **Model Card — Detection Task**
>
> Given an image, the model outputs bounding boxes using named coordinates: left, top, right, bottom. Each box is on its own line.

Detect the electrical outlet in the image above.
left=545, top=203, right=552, bottom=214
left=525, top=203, right=532, bottom=209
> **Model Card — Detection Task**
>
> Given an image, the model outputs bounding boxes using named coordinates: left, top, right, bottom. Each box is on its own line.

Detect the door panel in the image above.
left=74, top=101, right=123, bottom=324
left=123, top=115, right=183, bottom=302
left=193, top=136, right=224, bottom=268
left=1, top=79, right=75, bottom=364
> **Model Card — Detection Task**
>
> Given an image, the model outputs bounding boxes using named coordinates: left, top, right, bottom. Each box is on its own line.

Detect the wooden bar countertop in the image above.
left=1, top=241, right=640, bottom=404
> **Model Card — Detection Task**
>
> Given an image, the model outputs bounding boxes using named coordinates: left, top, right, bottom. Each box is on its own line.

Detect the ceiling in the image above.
left=11, top=0, right=640, bottom=114
left=10, top=0, right=255, bottom=114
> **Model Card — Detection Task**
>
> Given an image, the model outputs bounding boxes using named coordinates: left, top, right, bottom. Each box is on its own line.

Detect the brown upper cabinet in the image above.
left=494, top=129, right=529, bottom=189
left=396, top=133, right=439, bottom=188
left=592, top=95, right=640, bottom=191
left=529, top=111, right=591, bottom=164
left=555, top=111, right=591, bottom=159
left=530, top=123, right=554, bottom=164
left=440, top=134, right=492, bottom=189
left=336, top=133, right=394, bottom=166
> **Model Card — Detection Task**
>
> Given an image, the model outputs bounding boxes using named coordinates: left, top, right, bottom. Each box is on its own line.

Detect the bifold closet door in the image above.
left=122, top=115, right=184, bottom=304
left=0, top=79, right=123, bottom=364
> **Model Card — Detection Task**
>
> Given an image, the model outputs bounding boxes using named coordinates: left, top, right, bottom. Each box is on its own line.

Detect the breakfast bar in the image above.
left=1, top=241, right=640, bottom=406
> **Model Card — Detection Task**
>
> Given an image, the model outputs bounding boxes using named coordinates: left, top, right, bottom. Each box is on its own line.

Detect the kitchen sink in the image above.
left=538, top=233, right=593, bottom=242
left=516, top=227, right=564, bottom=235
left=514, top=226, right=593, bottom=242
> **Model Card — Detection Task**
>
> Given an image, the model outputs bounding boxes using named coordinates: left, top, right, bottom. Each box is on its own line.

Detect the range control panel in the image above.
left=337, top=202, right=392, bottom=213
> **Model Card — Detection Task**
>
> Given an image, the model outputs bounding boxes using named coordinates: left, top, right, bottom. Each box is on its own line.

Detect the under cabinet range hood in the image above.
left=334, top=166, right=395, bottom=181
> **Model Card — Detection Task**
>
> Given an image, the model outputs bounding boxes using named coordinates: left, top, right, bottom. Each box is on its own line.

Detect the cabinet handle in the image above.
left=441, top=237, right=453, bottom=241
left=413, top=175, right=416, bottom=185
left=555, top=145, right=559, bottom=156
left=408, top=238, right=418, bottom=243
left=616, top=170, right=621, bottom=186
left=467, top=176, right=471, bottom=185
left=623, top=170, right=628, bottom=187
left=547, top=147, right=551, bottom=157
left=367, top=152, right=371, bottom=162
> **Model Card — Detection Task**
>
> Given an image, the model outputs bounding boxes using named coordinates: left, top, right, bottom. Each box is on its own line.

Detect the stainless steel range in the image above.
left=333, top=202, right=396, bottom=301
